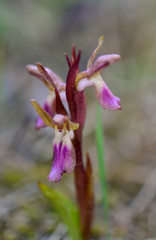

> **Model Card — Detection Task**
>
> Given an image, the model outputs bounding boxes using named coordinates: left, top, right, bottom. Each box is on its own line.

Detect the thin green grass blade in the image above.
left=95, top=104, right=111, bottom=239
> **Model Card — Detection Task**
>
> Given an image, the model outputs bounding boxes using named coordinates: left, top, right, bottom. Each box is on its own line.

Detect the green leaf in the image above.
left=39, top=182, right=82, bottom=240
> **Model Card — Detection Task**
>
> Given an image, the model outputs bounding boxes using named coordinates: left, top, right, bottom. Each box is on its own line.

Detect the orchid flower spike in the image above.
left=30, top=99, right=79, bottom=182
left=76, top=36, right=121, bottom=111
left=27, top=36, right=121, bottom=183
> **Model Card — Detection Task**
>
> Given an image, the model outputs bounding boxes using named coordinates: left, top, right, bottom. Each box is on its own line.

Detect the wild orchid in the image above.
left=27, top=36, right=121, bottom=240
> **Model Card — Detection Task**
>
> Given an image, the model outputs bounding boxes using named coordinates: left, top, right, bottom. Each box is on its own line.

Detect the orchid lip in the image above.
left=48, top=130, right=76, bottom=183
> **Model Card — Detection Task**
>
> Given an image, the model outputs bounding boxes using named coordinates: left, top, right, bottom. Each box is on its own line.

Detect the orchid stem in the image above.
left=74, top=132, right=87, bottom=240
left=74, top=129, right=94, bottom=240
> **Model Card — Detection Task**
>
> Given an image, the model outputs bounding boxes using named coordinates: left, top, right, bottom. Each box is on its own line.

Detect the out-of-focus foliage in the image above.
left=0, top=0, right=156, bottom=239
left=39, top=182, right=82, bottom=240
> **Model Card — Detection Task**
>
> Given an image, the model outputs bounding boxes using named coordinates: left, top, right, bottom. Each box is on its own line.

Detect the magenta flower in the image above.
left=30, top=98, right=78, bottom=183
left=26, top=63, right=66, bottom=129
left=27, top=61, right=79, bottom=182
left=48, top=128, right=65, bottom=183
left=27, top=36, right=121, bottom=183
left=48, top=128, right=76, bottom=182
left=76, top=36, right=121, bottom=110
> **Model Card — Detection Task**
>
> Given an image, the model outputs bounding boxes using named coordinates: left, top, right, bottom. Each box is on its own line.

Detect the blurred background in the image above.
left=0, top=0, right=156, bottom=239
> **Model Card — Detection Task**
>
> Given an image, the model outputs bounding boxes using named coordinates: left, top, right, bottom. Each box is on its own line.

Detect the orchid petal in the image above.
left=89, top=54, right=120, bottom=78
left=75, top=71, right=89, bottom=86
left=45, top=67, right=65, bottom=91
left=76, top=78, right=94, bottom=91
left=48, top=142, right=62, bottom=183
left=48, top=130, right=76, bottom=183
left=26, top=65, right=54, bottom=91
left=59, top=90, right=67, bottom=102
left=61, top=131, right=76, bottom=174
left=48, top=129, right=65, bottom=183
left=91, top=75, right=121, bottom=111
left=26, top=64, right=65, bottom=91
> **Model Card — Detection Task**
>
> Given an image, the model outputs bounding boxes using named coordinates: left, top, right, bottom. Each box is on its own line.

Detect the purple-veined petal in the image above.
left=61, top=131, right=76, bottom=174
left=48, top=129, right=65, bottom=183
left=47, top=142, right=62, bottom=183
left=47, top=130, right=76, bottom=183
left=91, top=75, right=121, bottom=111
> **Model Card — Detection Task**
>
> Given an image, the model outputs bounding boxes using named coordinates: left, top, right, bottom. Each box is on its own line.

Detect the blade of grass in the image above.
left=95, top=104, right=111, bottom=239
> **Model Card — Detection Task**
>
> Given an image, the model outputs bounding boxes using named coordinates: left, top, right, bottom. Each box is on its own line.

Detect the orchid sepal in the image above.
left=87, top=36, right=104, bottom=69
left=30, top=99, right=54, bottom=128
left=35, top=92, right=55, bottom=129
left=26, top=63, right=65, bottom=91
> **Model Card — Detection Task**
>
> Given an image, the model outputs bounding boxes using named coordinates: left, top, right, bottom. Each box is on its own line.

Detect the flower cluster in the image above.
left=27, top=36, right=121, bottom=183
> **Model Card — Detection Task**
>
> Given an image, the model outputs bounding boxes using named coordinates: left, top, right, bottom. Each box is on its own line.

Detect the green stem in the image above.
left=95, top=104, right=111, bottom=239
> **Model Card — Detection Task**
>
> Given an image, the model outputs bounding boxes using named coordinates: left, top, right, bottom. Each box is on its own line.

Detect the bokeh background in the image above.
left=0, top=0, right=156, bottom=239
